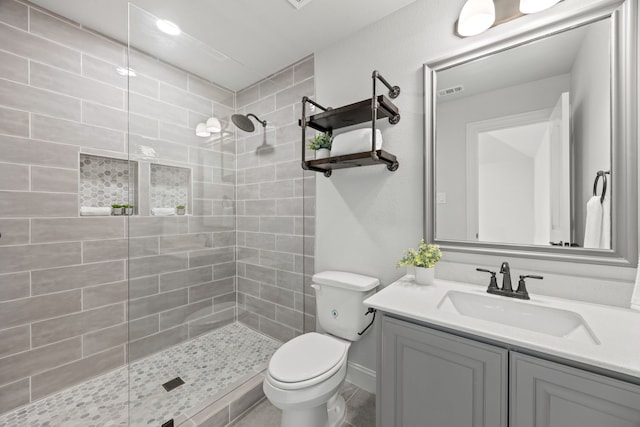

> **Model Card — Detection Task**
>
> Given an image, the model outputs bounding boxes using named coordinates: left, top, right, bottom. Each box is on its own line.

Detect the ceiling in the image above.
left=30, top=0, right=416, bottom=91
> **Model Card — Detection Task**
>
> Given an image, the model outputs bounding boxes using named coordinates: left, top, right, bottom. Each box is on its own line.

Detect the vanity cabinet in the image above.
left=378, top=314, right=640, bottom=427
left=510, top=352, right=640, bottom=427
left=379, top=315, right=508, bottom=427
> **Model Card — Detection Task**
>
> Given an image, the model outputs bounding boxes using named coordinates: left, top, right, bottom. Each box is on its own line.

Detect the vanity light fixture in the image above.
left=519, top=0, right=561, bottom=14
left=457, top=0, right=564, bottom=37
left=156, top=19, right=181, bottom=36
left=457, top=0, right=496, bottom=37
left=195, top=123, right=210, bottom=137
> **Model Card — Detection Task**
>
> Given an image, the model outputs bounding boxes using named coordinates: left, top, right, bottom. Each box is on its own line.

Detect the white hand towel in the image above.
left=583, top=196, right=603, bottom=248
left=631, top=255, right=640, bottom=310
left=152, top=208, right=176, bottom=216
left=80, top=207, right=111, bottom=216
left=330, top=128, right=383, bottom=157
left=600, top=194, right=611, bottom=249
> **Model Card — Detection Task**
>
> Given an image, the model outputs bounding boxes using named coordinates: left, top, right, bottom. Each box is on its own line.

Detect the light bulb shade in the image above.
left=206, top=117, right=222, bottom=133
left=195, top=123, right=210, bottom=137
left=457, top=0, right=496, bottom=37
left=519, top=0, right=561, bottom=14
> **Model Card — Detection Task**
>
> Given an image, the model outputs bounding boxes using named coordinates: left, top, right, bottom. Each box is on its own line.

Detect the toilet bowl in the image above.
left=263, top=333, right=351, bottom=427
left=262, top=271, right=379, bottom=427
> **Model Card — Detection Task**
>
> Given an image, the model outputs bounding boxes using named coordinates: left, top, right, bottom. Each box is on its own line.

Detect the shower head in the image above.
left=231, top=113, right=267, bottom=132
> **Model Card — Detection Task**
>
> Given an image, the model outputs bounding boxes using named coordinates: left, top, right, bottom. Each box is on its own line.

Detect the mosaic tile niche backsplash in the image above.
left=150, top=164, right=191, bottom=210
left=79, top=154, right=138, bottom=208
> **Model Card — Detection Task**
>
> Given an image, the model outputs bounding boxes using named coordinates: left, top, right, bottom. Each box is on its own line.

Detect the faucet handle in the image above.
left=476, top=268, right=498, bottom=291
left=516, top=275, right=543, bottom=300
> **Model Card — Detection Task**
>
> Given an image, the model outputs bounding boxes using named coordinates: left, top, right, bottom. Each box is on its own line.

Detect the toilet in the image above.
left=263, top=271, right=379, bottom=427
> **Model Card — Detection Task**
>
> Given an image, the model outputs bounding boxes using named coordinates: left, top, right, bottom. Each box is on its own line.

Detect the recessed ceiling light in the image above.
left=115, top=67, right=136, bottom=77
left=287, top=0, right=313, bottom=10
left=156, top=19, right=181, bottom=36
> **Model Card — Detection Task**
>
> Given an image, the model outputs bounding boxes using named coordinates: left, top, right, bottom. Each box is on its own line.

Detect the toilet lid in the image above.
left=268, top=333, right=348, bottom=383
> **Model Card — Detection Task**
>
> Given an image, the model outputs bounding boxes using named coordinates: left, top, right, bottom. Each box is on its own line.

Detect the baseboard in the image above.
left=346, top=361, right=376, bottom=394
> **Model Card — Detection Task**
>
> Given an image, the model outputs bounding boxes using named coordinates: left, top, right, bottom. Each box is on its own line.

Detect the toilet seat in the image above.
left=267, top=333, right=349, bottom=390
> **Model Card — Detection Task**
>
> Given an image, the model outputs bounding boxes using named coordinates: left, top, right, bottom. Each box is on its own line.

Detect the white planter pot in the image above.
left=414, top=267, right=435, bottom=285
left=316, top=148, right=330, bottom=159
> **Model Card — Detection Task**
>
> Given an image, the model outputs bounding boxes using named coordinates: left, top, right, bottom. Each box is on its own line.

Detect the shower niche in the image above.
left=79, top=154, right=139, bottom=215
left=149, top=163, right=192, bottom=215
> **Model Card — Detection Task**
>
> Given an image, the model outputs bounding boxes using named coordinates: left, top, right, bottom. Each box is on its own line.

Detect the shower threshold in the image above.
left=0, top=323, right=280, bottom=427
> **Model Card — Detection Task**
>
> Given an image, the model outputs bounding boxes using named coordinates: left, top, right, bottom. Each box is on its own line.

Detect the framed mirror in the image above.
left=424, top=0, right=637, bottom=266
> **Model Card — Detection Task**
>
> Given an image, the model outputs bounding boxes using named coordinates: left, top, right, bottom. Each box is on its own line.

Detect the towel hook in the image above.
left=593, top=170, right=610, bottom=204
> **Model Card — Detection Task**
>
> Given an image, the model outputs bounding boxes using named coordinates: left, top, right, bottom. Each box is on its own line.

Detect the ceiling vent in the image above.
left=438, top=85, right=464, bottom=97
left=287, top=0, right=313, bottom=10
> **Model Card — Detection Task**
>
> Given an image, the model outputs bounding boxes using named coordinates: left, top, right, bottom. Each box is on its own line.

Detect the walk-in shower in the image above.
left=0, top=2, right=315, bottom=425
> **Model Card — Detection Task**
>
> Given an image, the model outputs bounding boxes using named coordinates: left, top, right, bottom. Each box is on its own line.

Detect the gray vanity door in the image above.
left=379, top=315, right=508, bottom=427
left=510, top=352, right=640, bottom=427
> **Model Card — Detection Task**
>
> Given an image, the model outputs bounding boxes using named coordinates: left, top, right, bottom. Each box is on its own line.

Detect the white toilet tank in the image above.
left=312, top=271, right=379, bottom=342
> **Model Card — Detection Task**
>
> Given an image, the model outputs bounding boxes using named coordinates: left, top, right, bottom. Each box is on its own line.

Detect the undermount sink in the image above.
left=437, top=290, right=600, bottom=345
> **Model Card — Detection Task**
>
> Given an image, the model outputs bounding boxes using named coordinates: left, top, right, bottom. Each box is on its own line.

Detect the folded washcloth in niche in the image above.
left=80, top=207, right=111, bottom=216
left=152, top=208, right=176, bottom=216
left=330, top=128, right=383, bottom=157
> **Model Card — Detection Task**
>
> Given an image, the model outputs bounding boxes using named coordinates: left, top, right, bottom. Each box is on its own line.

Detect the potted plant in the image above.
left=123, top=204, right=135, bottom=215
left=176, top=205, right=186, bottom=215
left=397, top=239, right=442, bottom=285
left=111, top=204, right=123, bottom=216
left=308, top=132, right=332, bottom=159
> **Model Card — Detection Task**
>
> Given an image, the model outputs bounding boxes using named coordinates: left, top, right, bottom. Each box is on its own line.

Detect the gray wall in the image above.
left=0, top=0, right=236, bottom=414
left=315, top=0, right=637, bottom=384
left=235, top=57, right=317, bottom=342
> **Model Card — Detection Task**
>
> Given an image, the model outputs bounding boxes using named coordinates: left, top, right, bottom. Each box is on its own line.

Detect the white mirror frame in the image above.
left=424, top=0, right=637, bottom=267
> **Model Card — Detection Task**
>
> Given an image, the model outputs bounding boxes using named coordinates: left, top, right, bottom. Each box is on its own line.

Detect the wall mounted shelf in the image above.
left=300, top=70, right=401, bottom=177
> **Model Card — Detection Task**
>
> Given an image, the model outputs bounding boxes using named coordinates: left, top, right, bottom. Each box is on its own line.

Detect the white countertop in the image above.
left=364, top=276, right=640, bottom=379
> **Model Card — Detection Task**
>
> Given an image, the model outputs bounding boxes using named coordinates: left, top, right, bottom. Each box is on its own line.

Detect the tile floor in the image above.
left=0, top=323, right=280, bottom=427
left=230, top=381, right=376, bottom=427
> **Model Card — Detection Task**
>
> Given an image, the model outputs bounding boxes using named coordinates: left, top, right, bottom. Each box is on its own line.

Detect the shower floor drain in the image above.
left=162, top=377, right=185, bottom=392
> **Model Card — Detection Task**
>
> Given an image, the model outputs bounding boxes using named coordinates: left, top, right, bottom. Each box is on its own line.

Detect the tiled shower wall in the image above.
left=235, top=57, right=317, bottom=342
left=0, top=0, right=236, bottom=414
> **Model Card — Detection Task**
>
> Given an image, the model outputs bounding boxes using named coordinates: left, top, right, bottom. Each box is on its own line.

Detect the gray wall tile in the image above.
left=294, top=56, right=314, bottom=84
left=0, top=22, right=80, bottom=73
left=188, top=75, right=234, bottom=108
left=213, top=292, right=236, bottom=313
left=0, top=191, right=78, bottom=218
left=30, top=62, right=124, bottom=109
left=0, top=163, right=28, bottom=191
left=159, top=266, right=213, bottom=292
left=0, top=337, right=81, bottom=386
left=129, top=275, right=159, bottom=300
left=244, top=295, right=276, bottom=320
left=189, top=247, right=235, bottom=268
left=189, top=277, right=234, bottom=302
left=159, top=299, right=212, bottom=330
left=0, top=107, right=28, bottom=137
left=159, top=233, right=212, bottom=254
left=188, top=216, right=235, bottom=233
left=31, top=346, right=124, bottom=400
left=31, top=218, right=125, bottom=243
left=83, top=280, right=128, bottom=309
left=82, top=101, right=127, bottom=132
left=188, top=308, right=234, bottom=338
left=0, top=272, right=29, bottom=302
left=0, top=242, right=81, bottom=274
left=30, top=166, right=78, bottom=193
left=129, top=289, right=188, bottom=320
left=0, top=135, right=79, bottom=169
left=0, top=219, right=29, bottom=247
left=0, top=325, right=30, bottom=358
left=31, top=114, right=125, bottom=152
left=0, top=50, right=27, bottom=84
left=0, top=379, right=29, bottom=414
left=29, top=9, right=124, bottom=65
left=159, top=83, right=212, bottom=116
left=228, top=378, right=265, bottom=420
left=31, top=260, right=125, bottom=295
left=0, top=0, right=28, bottom=30
left=259, top=316, right=295, bottom=342
left=260, top=284, right=295, bottom=309
left=129, top=92, right=188, bottom=126
left=129, top=134, right=189, bottom=163
left=259, top=69, right=293, bottom=98
left=128, top=325, right=188, bottom=361
left=81, top=54, right=126, bottom=89
left=0, top=78, right=80, bottom=122
left=244, top=264, right=276, bottom=285
left=31, top=303, right=125, bottom=348
left=129, top=314, right=159, bottom=341
left=129, top=253, right=189, bottom=278
left=129, top=49, right=187, bottom=90
left=82, top=238, right=127, bottom=263
left=214, top=262, right=236, bottom=280
left=129, top=216, right=189, bottom=237
left=82, top=323, right=127, bottom=356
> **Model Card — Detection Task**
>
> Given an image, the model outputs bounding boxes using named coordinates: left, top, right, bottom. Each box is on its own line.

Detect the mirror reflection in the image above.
left=434, top=18, right=611, bottom=250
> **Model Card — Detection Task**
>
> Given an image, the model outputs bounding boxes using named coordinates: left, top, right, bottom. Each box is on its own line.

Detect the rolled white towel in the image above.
left=330, top=128, right=382, bottom=157
left=152, top=207, right=176, bottom=216
left=80, top=207, right=111, bottom=216
left=583, top=196, right=603, bottom=249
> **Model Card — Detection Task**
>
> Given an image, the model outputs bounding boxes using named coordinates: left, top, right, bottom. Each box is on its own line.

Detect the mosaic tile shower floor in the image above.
left=0, top=323, right=281, bottom=427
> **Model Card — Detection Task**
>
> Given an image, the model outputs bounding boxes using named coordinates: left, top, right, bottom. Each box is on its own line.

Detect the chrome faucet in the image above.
left=476, top=262, right=543, bottom=300
left=499, top=262, right=513, bottom=292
